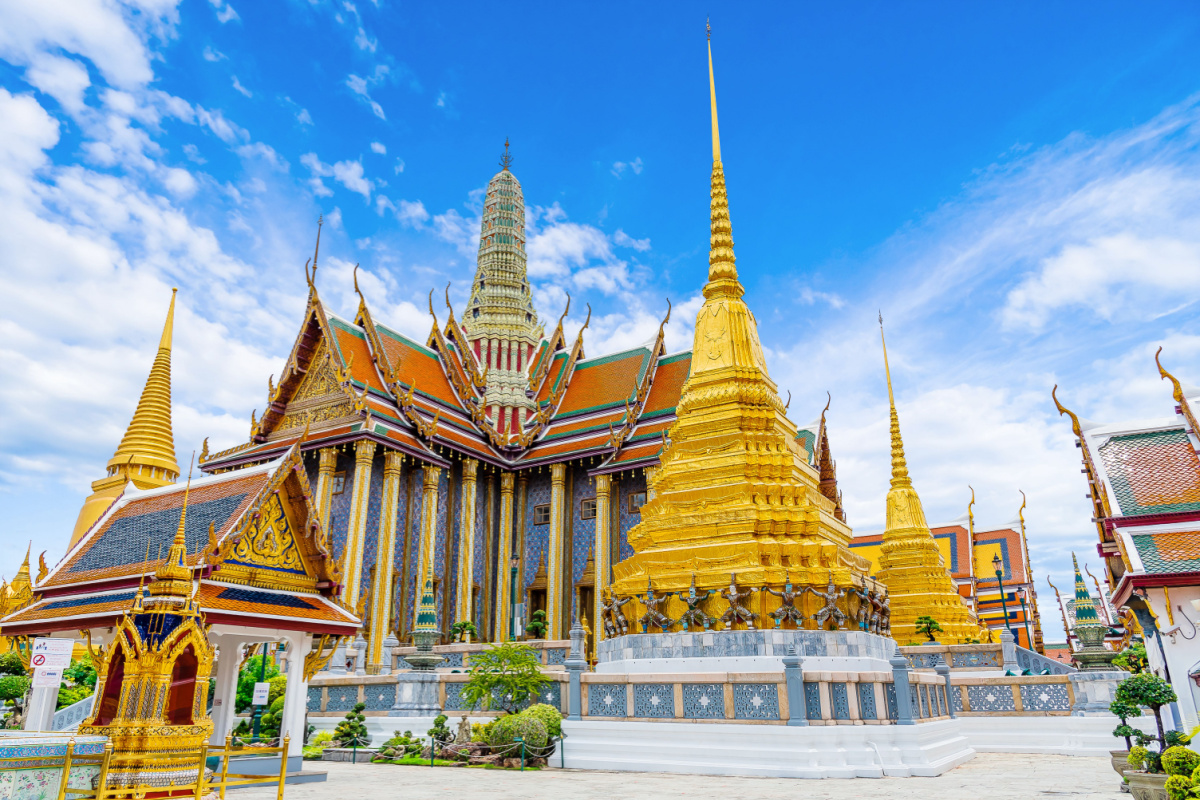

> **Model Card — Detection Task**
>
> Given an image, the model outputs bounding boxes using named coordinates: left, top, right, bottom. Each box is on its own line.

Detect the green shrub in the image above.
left=470, top=720, right=495, bottom=743
left=379, top=730, right=423, bottom=759
left=1114, top=643, right=1149, bottom=674
left=1167, top=730, right=1193, bottom=748
left=0, top=652, right=26, bottom=676
left=0, top=674, right=30, bottom=703
left=1129, top=746, right=1149, bottom=770
left=258, top=696, right=285, bottom=739
left=1165, top=774, right=1193, bottom=800
left=1117, top=673, right=1178, bottom=751
left=62, top=657, right=96, bottom=689
left=332, top=702, right=369, bottom=748
left=1162, top=747, right=1200, bottom=777
left=459, top=642, right=550, bottom=714
left=267, top=675, right=287, bottom=706
left=55, top=685, right=94, bottom=710
left=525, top=610, right=548, bottom=639
left=523, top=703, right=562, bottom=739
left=235, top=654, right=279, bottom=713
left=487, top=713, right=547, bottom=749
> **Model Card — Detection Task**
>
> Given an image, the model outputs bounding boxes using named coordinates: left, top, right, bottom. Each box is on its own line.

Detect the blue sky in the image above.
left=4, top=1, right=1200, bottom=638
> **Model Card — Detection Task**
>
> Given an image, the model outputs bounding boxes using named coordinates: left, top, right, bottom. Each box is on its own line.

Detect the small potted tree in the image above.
left=325, top=702, right=372, bottom=763
left=1110, top=696, right=1144, bottom=779
left=525, top=610, right=548, bottom=640
left=451, top=621, right=478, bottom=644
left=914, top=616, right=942, bottom=644
left=1118, top=673, right=1179, bottom=799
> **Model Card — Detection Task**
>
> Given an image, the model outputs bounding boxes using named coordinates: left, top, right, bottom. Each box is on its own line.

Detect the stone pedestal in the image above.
left=1069, top=671, right=1126, bottom=715
left=391, top=673, right=441, bottom=717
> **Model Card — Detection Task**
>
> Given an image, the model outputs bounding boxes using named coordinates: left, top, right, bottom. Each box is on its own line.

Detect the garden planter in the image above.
left=1125, top=771, right=1168, bottom=800
left=322, top=747, right=380, bottom=763
left=1111, top=750, right=1130, bottom=778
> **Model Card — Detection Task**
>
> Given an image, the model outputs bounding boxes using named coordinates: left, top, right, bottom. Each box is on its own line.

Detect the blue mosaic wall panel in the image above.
left=616, top=473, right=646, bottom=561
left=952, top=650, right=1001, bottom=669
left=1019, top=683, right=1070, bottom=712
left=447, top=465, right=463, bottom=625
left=306, top=686, right=322, bottom=712
left=857, top=682, right=876, bottom=720
left=886, top=683, right=898, bottom=720
left=363, top=683, right=395, bottom=711
left=967, top=684, right=1016, bottom=712
left=404, top=469, right=424, bottom=630
left=804, top=681, right=822, bottom=720
left=831, top=683, right=850, bottom=720
left=732, top=683, right=780, bottom=720
left=633, top=684, right=674, bottom=718
left=587, top=684, right=626, bottom=717
left=443, top=683, right=479, bottom=712
left=537, top=681, right=561, bottom=709
left=326, top=685, right=358, bottom=713
left=545, top=648, right=567, bottom=666
left=523, top=473, right=552, bottom=590
left=327, top=450, right=354, bottom=563
left=682, top=684, right=724, bottom=719
left=952, top=685, right=964, bottom=713
left=572, top=467, right=596, bottom=585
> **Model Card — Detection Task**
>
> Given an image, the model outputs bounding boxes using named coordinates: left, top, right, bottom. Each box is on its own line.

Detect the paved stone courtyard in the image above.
left=240, top=754, right=1123, bottom=800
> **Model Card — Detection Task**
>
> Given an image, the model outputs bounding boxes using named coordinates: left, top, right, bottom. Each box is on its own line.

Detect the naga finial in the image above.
left=1051, top=384, right=1085, bottom=439
left=557, top=293, right=571, bottom=331
left=311, top=214, right=323, bottom=279
left=784, top=390, right=791, bottom=411
left=582, top=303, right=591, bottom=331
left=352, top=263, right=365, bottom=303
left=1018, top=489, right=1027, bottom=531
left=444, top=281, right=453, bottom=314
left=428, top=288, right=437, bottom=322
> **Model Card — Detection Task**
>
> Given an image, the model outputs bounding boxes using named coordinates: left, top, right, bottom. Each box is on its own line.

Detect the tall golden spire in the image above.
left=608, top=24, right=882, bottom=624
left=705, top=22, right=739, bottom=295
left=875, top=315, right=980, bottom=643
left=71, top=290, right=181, bottom=547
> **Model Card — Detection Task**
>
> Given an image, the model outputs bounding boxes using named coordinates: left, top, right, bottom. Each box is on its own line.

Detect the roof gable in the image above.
left=1099, top=428, right=1200, bottom=516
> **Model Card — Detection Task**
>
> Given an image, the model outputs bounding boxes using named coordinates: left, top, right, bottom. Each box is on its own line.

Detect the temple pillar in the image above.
left=368, top=450, right=404, bottom=672
left=594, top=473, right=611, bottom=644
left=208, top=635, right=245, bottom=744
left=495, top=472, right=515, bottom=641
left=414, top=465, right=441, bottom=628
left=456, top=458, right=479, bottom=639
left=340, top=440, right=376, bottom=614
left=548, top=462, right=566, bottom=639
left=314, top=447, right=337, bottom=533
left=278, top=631, right=312, bottom=758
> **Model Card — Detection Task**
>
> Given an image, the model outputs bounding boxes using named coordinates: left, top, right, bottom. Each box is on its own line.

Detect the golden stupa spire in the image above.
left=705, top=22, right=739, bottom=295
left=149, top=454, right=194, bottom=600
left=107, top=289, right=181, bottom=482
left=880, top=313, right=912, bottom=487
left=71, top=290, right=182, bottom=547
left=10, top=544, right=31, bottom=595
left=874, top=316, right=980, bottom=643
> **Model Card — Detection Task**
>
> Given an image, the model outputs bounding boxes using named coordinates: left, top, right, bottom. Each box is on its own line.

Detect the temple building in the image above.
left=1055, top=349, right=1200, bottom=728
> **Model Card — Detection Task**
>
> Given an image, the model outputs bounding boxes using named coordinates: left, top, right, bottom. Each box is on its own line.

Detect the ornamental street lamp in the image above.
left=993, top=554, right=1015, bottom=641
left=251, top=641, right=269, bottom=741
left=510, top=552, right=520, bottom=641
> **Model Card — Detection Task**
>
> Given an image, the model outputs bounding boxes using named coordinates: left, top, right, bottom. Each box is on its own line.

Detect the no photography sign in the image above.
left=30, top=638, right=73, bottom=670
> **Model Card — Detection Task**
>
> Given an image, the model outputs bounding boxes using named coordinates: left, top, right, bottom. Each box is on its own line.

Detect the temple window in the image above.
left=580, top=498, right=597, bottom=520
left=332, top=472, right=346, bottom=494
left=533, top=504, right=551, bottom=525
left=628, top=492, right=647, bottom=514
left=165, top=644, right=199, bottom=725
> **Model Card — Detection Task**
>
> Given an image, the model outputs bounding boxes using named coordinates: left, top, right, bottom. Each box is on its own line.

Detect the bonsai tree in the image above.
left=1110, top=696, right=1144, bottom=750
left=525, top=610, right=548, bottom=639
left=459, top=641, right=550, bottom=714
left=332, top=702, right=370, bottom=748
left=427, top=714, right=453, bottom=756
left=1116, top=672, right=1177, bottom=751
left=914, top=616, right=942, bottom=643
left=1113, top=643, right=1148, bottom=674
left=450, top=621, right=477, bottom=643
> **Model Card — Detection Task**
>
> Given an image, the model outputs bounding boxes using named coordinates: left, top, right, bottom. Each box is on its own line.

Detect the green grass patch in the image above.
left=371, top=757, right=461, bottom=767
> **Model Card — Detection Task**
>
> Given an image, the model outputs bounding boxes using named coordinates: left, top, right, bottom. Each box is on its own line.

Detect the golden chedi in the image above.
left=80, top=474, right=215, bottom=789
left=72, top=290, right=181, bottom=547
left=609, top=31, right=882, bottom=629
left=874, top=319, right=982, bottom=644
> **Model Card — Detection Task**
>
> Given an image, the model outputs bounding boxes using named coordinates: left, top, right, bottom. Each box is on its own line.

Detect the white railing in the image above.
left=51, top=692, right=96, bottom=731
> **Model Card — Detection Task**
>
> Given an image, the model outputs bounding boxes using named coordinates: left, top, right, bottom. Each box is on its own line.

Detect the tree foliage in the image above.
left=1117, top=672, right=1178, bottom=752
left=0, top=652, right=26, bottom=676
left=235, top=653, right=279, bottom=713
left=0, top=675, right=30, bottom=703
left=332, top=702, right=370, bottom=748
left=450, top=621, right=477, bottom=643
left=914, top=616, right=942, bottom=642
left=1113, top=643, right=1149, bottom=674
left=459, top=642, right=549, bottom=714
left=525, top=610, right=548, bottom=639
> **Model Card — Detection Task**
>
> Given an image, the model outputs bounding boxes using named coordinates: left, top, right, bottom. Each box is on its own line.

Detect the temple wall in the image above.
left=572, top=467, right=596, bottom=585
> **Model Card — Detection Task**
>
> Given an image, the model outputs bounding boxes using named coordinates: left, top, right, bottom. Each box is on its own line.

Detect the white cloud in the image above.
left=23, top=53, right=90, bottom=116
left=611, top=157, right=643, bottom=178
left=612, top=229, right=650, bottom=252
left=231, top=75, right=251, bottom=98
left=370, top=141, right=386, bottom=155
left=202, top=45, right=225, bottom=62
left=207, top=0, right=240, bottom=24
left=799, top=286, right=845, bottom=309
left=354, top=27, right=376, bottom=53
left=396, top=199, right=429, bottom=227
left=394, top=158, right=405, bottom=174
left=300, top=152, right=372, bottom=200
left=296, top=107, right=312, bottom=126
left=345, top=66, right=389, bottom=120
left=181, top=143, right=205, bottom=164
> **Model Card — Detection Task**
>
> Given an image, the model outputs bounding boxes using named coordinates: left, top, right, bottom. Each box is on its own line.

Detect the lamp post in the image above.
left=993, top=554, right=1015, bottom=641
left=251, top=642, right=269, bottom=741
left=510, top=552, right=520, bottom=641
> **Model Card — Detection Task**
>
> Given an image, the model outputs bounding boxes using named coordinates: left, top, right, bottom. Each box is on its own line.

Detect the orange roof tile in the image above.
left=542, top=409, right=627, bottom=440
left=376, top=324, right=466, bottom=413
left=554, top=349, right=649, bottom=416
left=641, top=353, right=691, bottom=417
left=610, top=440, right=662, bottom=465
left=197, top=582, right=356, bottom=627
left=536, top=353, right=568, bottom=404
left=329, top=322, right=387, bottom=393
left=522, top=432, right=612, bottom=463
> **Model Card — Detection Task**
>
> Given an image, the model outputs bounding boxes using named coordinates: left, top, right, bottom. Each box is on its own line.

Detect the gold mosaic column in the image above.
left=368, top=450, right=403, bottom=671
left=455, top=458, right=479, bottom=638
left=341, top=440, right=376, bottom=613
left=495, top=472, right=516, bottom=641
left=413, top=465, right=441, bottom=628
left=314, top=447, right=337, bottom=533
left=547, top=462, right=566, bottom=639
left=594, top=473, right=611, bottom=643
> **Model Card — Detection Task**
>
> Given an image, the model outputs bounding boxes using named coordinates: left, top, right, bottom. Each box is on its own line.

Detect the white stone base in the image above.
left=559, top=719, right=974, bottom=778
left=957, top=715, right=1129, bottom=756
